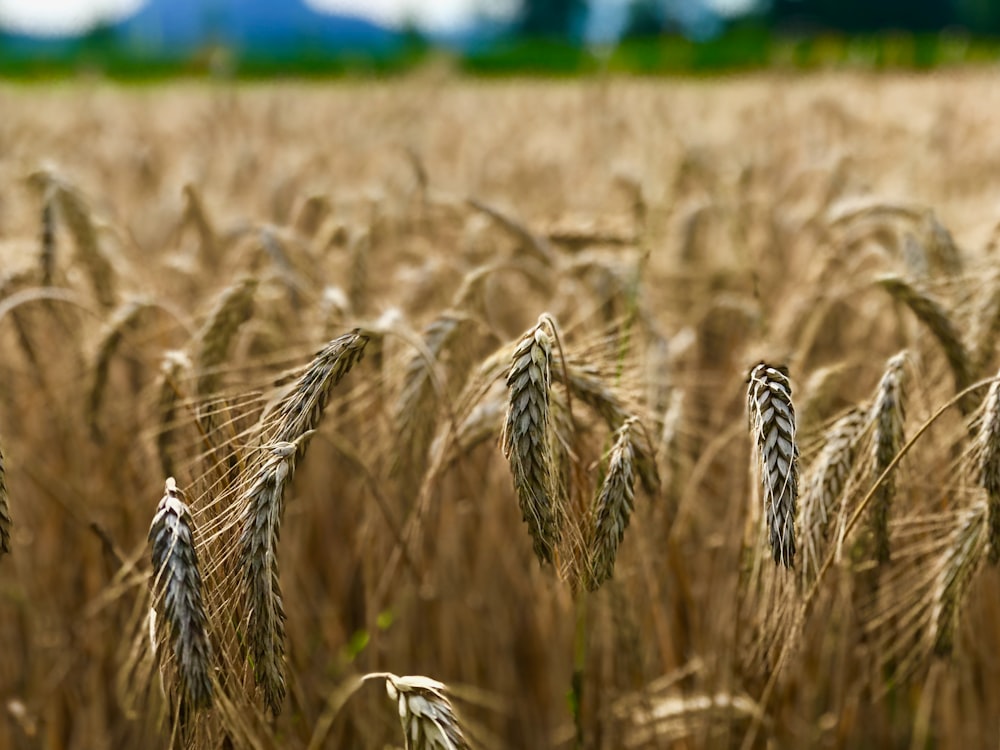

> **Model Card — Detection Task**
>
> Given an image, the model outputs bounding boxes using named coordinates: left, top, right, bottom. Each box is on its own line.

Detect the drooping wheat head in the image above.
left=86, top=298, right=149, bottom=440
left=501, top=316, right=562, bottom=565
left=148, top=477, right=213, bottom=711
left=587, top=416, right=639, bottom=591
left=877, top=275, right=974, bottom=415
left=869, top=351, right=908, bottom=565
left=799, top=407, right=867, bottom=584
left=380, top=673, right=473, bottom=750
left=237, top=330, right=369, bottom=713
left=747, top=363, right=799, bottom=568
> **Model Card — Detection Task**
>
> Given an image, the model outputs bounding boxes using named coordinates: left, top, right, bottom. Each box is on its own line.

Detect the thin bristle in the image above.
left=501, top=318, right=562, bottom=565
left=747, top=363, right=799, bottom=568
left=930, top=505, right=986, bottom=656
left=382, top=673, right=473, bottom=750
left=870, top=352, right=908, bottom=565
left=148, top=478, right=213, bottom=711
left=587, top=416, right=639, bottom=591
left=974, top=371, right=1000, bottom=564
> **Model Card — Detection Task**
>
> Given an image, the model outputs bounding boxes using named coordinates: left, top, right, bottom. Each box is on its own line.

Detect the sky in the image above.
left=0, top=0, right=757, bottom=37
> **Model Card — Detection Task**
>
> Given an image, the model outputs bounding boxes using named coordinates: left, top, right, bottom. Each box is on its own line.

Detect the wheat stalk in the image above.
left=148, top=478, right=213, bottom=711
left=0, top=441, right=10, bottom=557
left=869, top=351, right=908, bottom=564
left=586, top=416, right=639, bottom=591
left=39, top=185, right=56, bottom=286
left=378, top=673, right=473, bottom=750
left=747, top=363, right=799, bottom=568
left=501, top=317, right=562, bottom=565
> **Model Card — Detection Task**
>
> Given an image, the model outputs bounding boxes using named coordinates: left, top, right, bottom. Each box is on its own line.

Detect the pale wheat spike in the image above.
left=930, top=504, right=986, bottom=656
left=869, top=352, right=908, bottom=565
left=747, top=363, right=799, bottom=568
left=799, top=407, right=867, bottom=584
left=51, top=181, right=117, bottom=310
left=238, top=330, right=368, bottom=713
left=156, top=351, right=191, bottom=480
left=236, top=444, right=294, bottom=715
left=194, top=276, right=258, bottom=398
left=587, top=416, right=639, bottom=591
left=393, top=313, right=476, bottom=485
left=381, top=673, right=473, bottom=750
left=876, top=275, right=974, bottom=415
left=86, top=298, right=148, bottom=440
left=148, top=478, right=213, bottom=711
left=973, top=371, right=1000, bottom=564
left=0, top=442, right=10, bottom=556
left=501, top=317, right=561, bottom=565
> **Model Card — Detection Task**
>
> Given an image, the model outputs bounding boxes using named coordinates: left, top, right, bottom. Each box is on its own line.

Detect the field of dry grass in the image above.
left=3, top=70, right=1000, bottom=748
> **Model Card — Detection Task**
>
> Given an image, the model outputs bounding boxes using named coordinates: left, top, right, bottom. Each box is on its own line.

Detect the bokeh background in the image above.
left=2, top=0, right=1000, bottom=76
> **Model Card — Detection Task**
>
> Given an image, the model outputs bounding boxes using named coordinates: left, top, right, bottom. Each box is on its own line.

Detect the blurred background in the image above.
left=1, top=0, right=1000, bottom=78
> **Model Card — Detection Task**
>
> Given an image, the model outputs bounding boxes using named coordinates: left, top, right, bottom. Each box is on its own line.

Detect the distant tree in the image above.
left=953, top=0, right=1000, bottom=33
left=770, top=0, right=955, bottom=32
left=515, top=0, right=589, bottom=39
left=622, top=0, right=670, bottom=38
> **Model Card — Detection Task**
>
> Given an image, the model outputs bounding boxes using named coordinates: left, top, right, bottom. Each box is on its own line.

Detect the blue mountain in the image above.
left=113, top=0, right=403, bottom=57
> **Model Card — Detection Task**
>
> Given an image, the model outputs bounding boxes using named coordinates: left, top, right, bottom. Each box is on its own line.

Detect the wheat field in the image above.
left=2, top=70, right=1000, bottom=748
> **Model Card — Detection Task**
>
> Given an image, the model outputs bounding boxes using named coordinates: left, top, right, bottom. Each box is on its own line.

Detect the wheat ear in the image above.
left=501, top=317, right=562, bottom=565
left=869, top=352, right=908, bottom=564
left=156, top=351, right=191, bottom=480
left=0, top=442, right=10, bottom=556
left=149, top=478, right=213, bottom=711
left=799, top=407, right=867, bottom=583
left=194, top=276, right=258, bottom=399
left=378, top=673, right=473, bottom=750
left=51, top=180, right=117, bottom=309
left=930, top=504, right=986, bottom=656
left=587, top=416, right=639, bottom=591
left=86, top=298, right=148, bottom=440
left=877, top=275, right=974, bottom=415
left=238, top=330, right=368, bottom=713
left=747, top=363, right=799, bottom=568
left=974, top=371, right=1000, bottom=564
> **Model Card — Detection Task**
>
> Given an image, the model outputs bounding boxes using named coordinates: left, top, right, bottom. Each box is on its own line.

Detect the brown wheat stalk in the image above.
left=747, top=363, right=799, bottom=568
left=148, top=477, right=213, bottom=711
left=0, top=441, right=10, bottom=556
